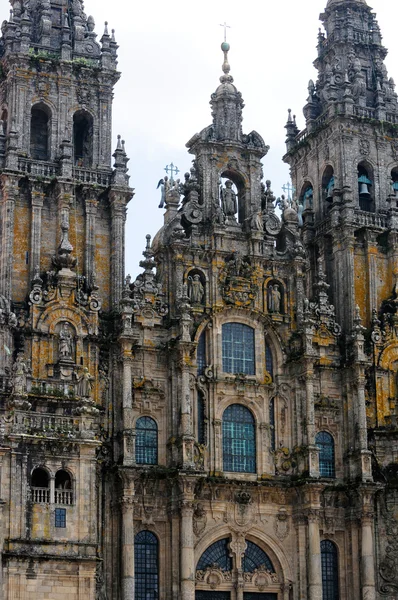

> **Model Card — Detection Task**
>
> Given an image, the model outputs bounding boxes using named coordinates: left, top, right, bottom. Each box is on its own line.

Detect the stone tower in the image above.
left=0, top=0, right=132, bottom=598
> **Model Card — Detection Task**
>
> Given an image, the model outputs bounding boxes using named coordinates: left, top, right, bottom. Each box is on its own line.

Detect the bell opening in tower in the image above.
left=73, top=110, right=93, bottom=168
left=30, top=104, right=51, bottom=162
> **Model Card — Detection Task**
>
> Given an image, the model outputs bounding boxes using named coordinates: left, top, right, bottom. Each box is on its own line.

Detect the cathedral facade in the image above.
left=0, top=1, right=398, bottom=600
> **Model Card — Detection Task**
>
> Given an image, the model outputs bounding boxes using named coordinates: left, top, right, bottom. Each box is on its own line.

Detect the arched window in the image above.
left=223, top=405, right=256, bottom=473
left=30, top=105, right=50, bottom=161
left=266, top=344, right=273, bottom=378
left=73, top=110, right=93, bottom=167
left=197, top=392, right=206, bottom=445
left=135, top=531, right=159, bottom=600
left=55, top=470, right=73, bottom=505
left=269, top=398, right=276, bottom=452
left=136, top=417, right=158, bottom=465
left=322, top=166, right=335, bottom=204
left=358, top=163, right=374, bottom=212
left=197, top=538, right=232, bottom=572
left=222, top=323, right=255, bottom=375
left=316, top=432, right=335, bottom=478
left=197, top=332, right=206, bottom=376
left=300, top=183, right=314, bottom=210
left=243, top=541, right=275, bottom=573
left=321, top=540, right=339, bottom=600
left=391, top=168, right=398, bottom=199
left=31, top=467, right=50, bottom=503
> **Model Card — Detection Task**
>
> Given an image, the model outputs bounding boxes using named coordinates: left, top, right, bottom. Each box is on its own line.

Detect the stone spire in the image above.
left=301, top=0, right=397, bottom=125
left=210, top=41, right=244, bottom=142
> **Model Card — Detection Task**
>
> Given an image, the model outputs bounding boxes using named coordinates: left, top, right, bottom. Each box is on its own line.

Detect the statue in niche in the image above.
left=12, top=353, right=30, bottom=395
left=58, top=322, right=74, bottom=360
left=77, top=367, right=94, bottom=398
left=220, top=180, right=237, bottom=217
left=188, top=274, right=205, bottom=305
left=268, top=284, right=282, bottom=314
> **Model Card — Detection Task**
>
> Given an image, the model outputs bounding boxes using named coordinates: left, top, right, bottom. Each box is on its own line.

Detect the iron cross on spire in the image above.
left=220, top=21, right=231, bottom=42
left=282, top=181, right=296, bottom=201
left=164, top=163, right=179, bottom=183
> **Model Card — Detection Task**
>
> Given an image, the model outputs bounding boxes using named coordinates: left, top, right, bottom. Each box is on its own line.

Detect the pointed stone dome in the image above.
left=210, top=42, right=244, bottom=142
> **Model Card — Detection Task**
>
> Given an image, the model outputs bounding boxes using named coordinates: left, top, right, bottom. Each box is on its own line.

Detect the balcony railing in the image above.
left=17, top=157, right=59, bottom=177
left=30, top=379, right=76, bottom=398
left=354, top=209, right=389, bottom=229
left=13, top=412, right=80, bottom=437
left=55, top=489, right=74, bottom=505
left=73, top=167, right=113, bottom=186
left=353, top=106, right=376, bottom=119
left=31, top=487, right=50, bottom=504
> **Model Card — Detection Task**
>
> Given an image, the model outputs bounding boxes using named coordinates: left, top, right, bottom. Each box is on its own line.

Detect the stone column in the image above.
left=84, top=196, right=98, bottom=285
left=30, top=187, right=44, bottom=279
left=110, top=192, right=127, bottom=308
left=120, top=494, right=135, bottom=600
left=307, top=512, right=322, bottom=600
left=180, top=500, right=195, bottom=600
left=361, top=512, right=376, bottom=600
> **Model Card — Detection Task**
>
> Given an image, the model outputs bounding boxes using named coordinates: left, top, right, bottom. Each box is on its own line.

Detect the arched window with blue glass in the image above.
left=135, top=531, right=159, bottom=600
left=269, top=398, right=276, bottom=452
left=321, top=540, right=339, bottom=600
left=316, top=431, right=335, bottom=478
left=135, top=417, right=158, bottom=465
left=222, top=404, right=256, bottom=473
left=265, top=343, right=273, bottom=381
left=243, top=541, right=275, bottom=573
left=197, top=538, right=232, bottom=572
left=222, top=323, right=255, bottom=375
left=197, top=331, right=206, bottom=376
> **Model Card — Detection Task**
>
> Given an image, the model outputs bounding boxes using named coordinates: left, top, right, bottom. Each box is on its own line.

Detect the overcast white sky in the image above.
left=4, top=1, right=397, bottom=277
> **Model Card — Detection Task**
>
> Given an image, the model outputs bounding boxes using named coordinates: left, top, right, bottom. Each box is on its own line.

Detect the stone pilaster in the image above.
left=30, top=186, right=44, bottom=280
left=109, top=192, right=127, bottom=308
left=360, top=490, right=376, bottom=600
left=0, top=177, right=16, bottom=299
left=120, top=474, right=136, bottom=600
left=307, top=511, right=322, bottom=600
left=84, top=195, right=99, bottom=285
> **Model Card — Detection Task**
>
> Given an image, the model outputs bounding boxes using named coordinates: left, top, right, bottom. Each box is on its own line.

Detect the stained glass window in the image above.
left=197, top=538, right=232, bottom=572
left=198, top=392, right=206, bottom=445
left=135, top=531, right=159, bottom=600
left=321, top=540, right=339, bottom=600
left=266, top=344, right=273, bottom=378
left=269, top=398, right=276, bottom=452
left=222, top=323, right=255, bottom=375
left=197, top=332, right=206, bottom=376
left=222, top=405, right=256, bottom=473
left=243, top=541, right=275, bottom=573
left=316, top=432, right=335, bottom=478
left=55, top=508, right=66, bottom=528
left=136, top=417, right=158, bottom=465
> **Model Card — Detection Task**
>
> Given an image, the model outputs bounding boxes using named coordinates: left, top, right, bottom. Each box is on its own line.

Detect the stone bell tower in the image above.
left=0, top=1, right=132, bottom=598
left=284, top=0, right=398, bottom=333
left=285, top=1, right=398, bottom=597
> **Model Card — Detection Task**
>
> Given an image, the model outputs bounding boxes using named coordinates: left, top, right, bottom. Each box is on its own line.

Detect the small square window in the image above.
left=55, top=508, right=66, bottom=528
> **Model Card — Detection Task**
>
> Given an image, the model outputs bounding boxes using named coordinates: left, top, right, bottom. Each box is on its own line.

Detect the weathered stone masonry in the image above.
left=1, top=1, right=398, bottom=600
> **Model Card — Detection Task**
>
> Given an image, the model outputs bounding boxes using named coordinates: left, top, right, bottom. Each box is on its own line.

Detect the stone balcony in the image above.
left=16, top=156, right=113, bottom=186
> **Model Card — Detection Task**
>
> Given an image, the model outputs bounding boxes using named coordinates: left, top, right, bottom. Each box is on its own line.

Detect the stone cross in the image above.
left=282, top=181, right=296, bottom=201
left=164, top=163, right=179, bottom=183
left=220, top=22, right=231, bottom=42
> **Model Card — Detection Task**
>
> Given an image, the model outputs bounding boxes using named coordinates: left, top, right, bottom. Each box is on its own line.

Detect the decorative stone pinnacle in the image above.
left=220, top=41, right=233, bottom=83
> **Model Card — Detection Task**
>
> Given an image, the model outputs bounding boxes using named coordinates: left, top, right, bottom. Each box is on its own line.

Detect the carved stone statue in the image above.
left=268, top=284, right=282, bottom=313
left=188, top=274, right=205, bottom=305
left=77, top=367, right=94, bottom=398
left=220, top=180, right=237, bottom=217
left=59, top=322, right=74, bottom=360
left=12, top=353, right=30, bottom=396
